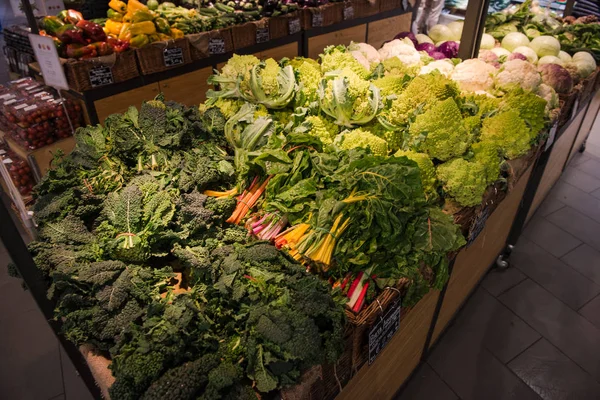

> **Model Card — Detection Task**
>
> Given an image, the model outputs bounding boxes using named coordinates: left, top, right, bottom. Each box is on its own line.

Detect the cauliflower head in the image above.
left=500, top=88, right=548, bottom=135
left=348, top=42, right=381, bottom=64
left=221, top=54, right=260, bottom=92
left=450, top=59, right=497, bottom=93
left=365, top=121, right=403, bottom=152
left=480, top=110, right=532, bottom=159
left=300, top=115, right=340, bottom=145
left=290, top=57, right=323, bottom=107
left=319, top=68, right=380, bottom=127
left=536, top=83, right=559, bottom=113
left=395, top=150, right=438, bottom=199
left=378, top=39, right=421, bottom=66
left=408, top=98, right=470, bottom=161
left=495, top=59, right=542, bottom=92
left=420, top=59, right=455, bottom=77
left=436, top=158, right=490, bottom=207
left=335, top=128, right=389, bottom=156
left=471, top=141, right=502, bottom=184
left=372, top=75, right=408, bottom=97
left=320, top=45, right=370, bottom=79
left=199, top=98, right=243, bottom=119
left=379, top=72, right=459, bottom=128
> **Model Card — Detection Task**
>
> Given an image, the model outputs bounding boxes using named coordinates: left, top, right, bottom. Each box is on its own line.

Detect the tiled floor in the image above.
left=399, top=116, right=600, bottom=399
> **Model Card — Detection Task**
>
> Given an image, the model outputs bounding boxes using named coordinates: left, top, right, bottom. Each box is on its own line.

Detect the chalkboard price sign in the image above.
left=209, top=38, right=226, bottom=55
left=89, top=66, right=113, bottom=88
left=163, top=47, right=184, bottom=67
left=256, top=27, right=270, bottom=44
left=289, top=18, right=301, bottom=34
left=368, top=300, right=401, bottom=365
left=312, top=12, right=323, bottom=27
left=467, top=207, right=490, bottom=247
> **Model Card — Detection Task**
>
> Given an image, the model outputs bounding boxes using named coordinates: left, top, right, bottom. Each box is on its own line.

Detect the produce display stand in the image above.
left=3, top=1, right=600, bottom=399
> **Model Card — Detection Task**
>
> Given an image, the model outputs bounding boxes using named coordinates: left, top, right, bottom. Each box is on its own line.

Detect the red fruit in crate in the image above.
left=46, top=138, right=54, bottom=145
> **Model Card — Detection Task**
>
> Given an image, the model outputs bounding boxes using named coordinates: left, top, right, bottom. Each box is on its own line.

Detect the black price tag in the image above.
left=256, top=27, right=270, bottom=44
left=208, top=38, right=226, bottom=55
left=368, top=300, right=401, bottom=365
left=467, top=207, right=490, bottom=247
left=343, top=4, right=354, bottom=20
left=289, top=18, right=301, bottom=34
left=402, top=0, right=408, bottom=9
left=89, top=66, right=114, bottom=88
left=163, top=47, right=184, bottom=67
left=545, top=122, right=558, bottom=151
left=312, top=12, right=323, bottom=27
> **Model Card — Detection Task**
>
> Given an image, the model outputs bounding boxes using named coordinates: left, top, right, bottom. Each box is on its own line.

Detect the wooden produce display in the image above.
left=307, top=24, right=367, bottom=59
left=430, top=163, right=535, bottom=347
left=158, top=67, right=213, bottom=107
left=568, top=89, right=600, bottom=165
left=94, top=82, right=161, bottom=123
left=366, top=13, right=412, bottom=49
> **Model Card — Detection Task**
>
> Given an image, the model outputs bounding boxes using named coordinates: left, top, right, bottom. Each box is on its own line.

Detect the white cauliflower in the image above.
left=495, top=59, right=542, bottom=91
left=450, top=58, right=497, bottom=92
left=378, top=38, right=418, bottom=61
left=419, top=59, right=455, bottom=77
left=536, top=83, right=558, bottom=112
left=397, top=53, right=423, bottom=66
left=350, top=50, right=371, bottom=70
left=348, top=42, right=381, bottom=64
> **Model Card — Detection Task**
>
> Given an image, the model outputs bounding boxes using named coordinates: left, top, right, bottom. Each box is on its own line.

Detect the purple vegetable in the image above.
left=538, top=63, right=574, bottom=94
left=416, top=42, right=436, bottom=53
left=394, top=31, right=417, bottom=46
left=508, top=52, right=527, bottom=61
left=436, top=41, right=459, bottom=58
left=430, top=51, right=446, bottom=60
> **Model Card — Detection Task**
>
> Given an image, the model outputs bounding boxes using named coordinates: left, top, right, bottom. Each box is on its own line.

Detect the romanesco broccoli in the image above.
left=480, top=110, right=532, bottom=159
left=436, top=158, right=489, bottom=207
left=320, top=45, right=370, bottom=79
left=220, top=54, right=260, bottom=93
left=395, top=150, right=437, bottom=199
left=300, top=115, right=339, bottom=145
left=382, top=57, right=419, bottom=77
left=289, top=57, right=322, bottom=107
left=335, top=128, right=389, bottom=156
left=372, top=75, right=408, bottom=97
left=500, top=88, right=547, bottom=136
left=408, top=98, right=470, bottom=161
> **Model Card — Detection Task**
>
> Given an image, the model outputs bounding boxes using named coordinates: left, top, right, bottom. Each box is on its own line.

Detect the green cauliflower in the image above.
left=500, top=88, right=548, bottom=136
left=295, top=115, right=340, bottom=145
left=212, top=54, right=260, bottom=96
left=471, top=141, right=502, bottom=184
left=379, top=72, right=459, bottom=128
left=242, top=59, right=296, bottom=109
left=382, top=57, right=419, bottom=77
left=289, top=57, right=322, bottom=107
left=334, top=128, right=389, bottom=156
left=480, top=110, right=532, bottom=159
left=408, top=98, right=470, bottom=161
left=199, top=98, right=243, bottom=120
left=395, top=150, right=437, bottom=199
left=320, top=45, right=370, bottom=79
left=364, top=121, right=403, bottom=152
left=319, top=68, right=380, bottom=127
left=436, top=158, right=490, bottom=207
left=372, top=74, right=409, bottom=97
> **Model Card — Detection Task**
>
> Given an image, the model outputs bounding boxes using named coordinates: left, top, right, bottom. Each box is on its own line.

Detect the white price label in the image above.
left=3, top=158, right=13, bottom=164
left=29, top=34, right=69, bottom=90
left=0, top=94, right=15, bottom=100
left=14, top=104, right=29, bottom=110
left=4, top=99, right=17, bottom=105
left=24, top=105, right=38, bottom=112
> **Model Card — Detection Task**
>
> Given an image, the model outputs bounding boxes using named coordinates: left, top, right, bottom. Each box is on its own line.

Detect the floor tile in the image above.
left=508, top=339, right=600, bottom=400
left=0, top=308, right=63, bottom=400
left=0, top=280, right=37, bottom=323
left=561, top=244, right=600, bottom=285
left=428, top=335, right=540, bottom=400
left=579, top=295, right=600, bottom=330
left=591, top=187, right=600, bottom=201
left=576, top=158, right=600, bottom=180
left=535, top=197, right=565, bottom=217
left=481, top=267, right=527, bottom=297
left=560, top=166, right=600, bottom=193
left=522, top=216, right=582, bottom=258
left=60, top=346, right=94, bottom=400
left=511, top=237, right=600, bottom=310
left=500, top=279, right=600, bottom=381
left=585, top=142, right=600, bottom=160
left=545, top=206, right=600, bottom=252
left=569, top=151, right=595, bottom=167
left=396, top=363, right=458, bottom=400
left=433, top=288, right=541, bottom=364
left=549, top=181, right=600, bottom=225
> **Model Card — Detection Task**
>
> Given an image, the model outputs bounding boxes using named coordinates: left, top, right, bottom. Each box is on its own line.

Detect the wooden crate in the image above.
left=527, top=109, right=586, bottom=222
left=430, top=164, right=534, bottom=346
left=159, top=67, right=212, bottom=106
left=337, top=289, right=440, bottom=400
left=366, top=13, right=412, bottom=49
left=308, top=24, right=367, bottom=59
left=254, top=42, right=299, bottom=60
left=3, top=134, right=76, bottom=177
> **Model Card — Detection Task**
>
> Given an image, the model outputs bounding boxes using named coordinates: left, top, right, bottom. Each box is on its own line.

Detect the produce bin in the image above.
left=188, top=28, right=235, bottom=61
left=269, top=11, right=302, bottom=39
left=136, top=38, right=192, bottom=75
left=302, top=4, right=344, bottom=29
left=63, top=50, right=139, bottom=92
left=232, top=19, right=270, bottom=50
left=351, top=0, right=380, bottom=18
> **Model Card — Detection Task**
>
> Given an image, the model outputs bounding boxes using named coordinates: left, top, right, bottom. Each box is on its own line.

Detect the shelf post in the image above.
left=457, top=0, right=491, bottom=60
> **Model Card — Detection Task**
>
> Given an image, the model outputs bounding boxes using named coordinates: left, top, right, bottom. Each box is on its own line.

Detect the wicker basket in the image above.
left=63, top=50, right=139, bottom=92
left=351, top=0, right=379, bottom=18
left=136, top=38, right=191, bottom=75
left=270, top=11, right=302, bottom=39
left=302, top=3, right=344, bottom=29
left=232, top=19, right=270, bottom=50
left=188, top=28, right=234, bottom=61
left=379, top=0, right=402, bottom=12
left=557, top=87, right=580, bottom=129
